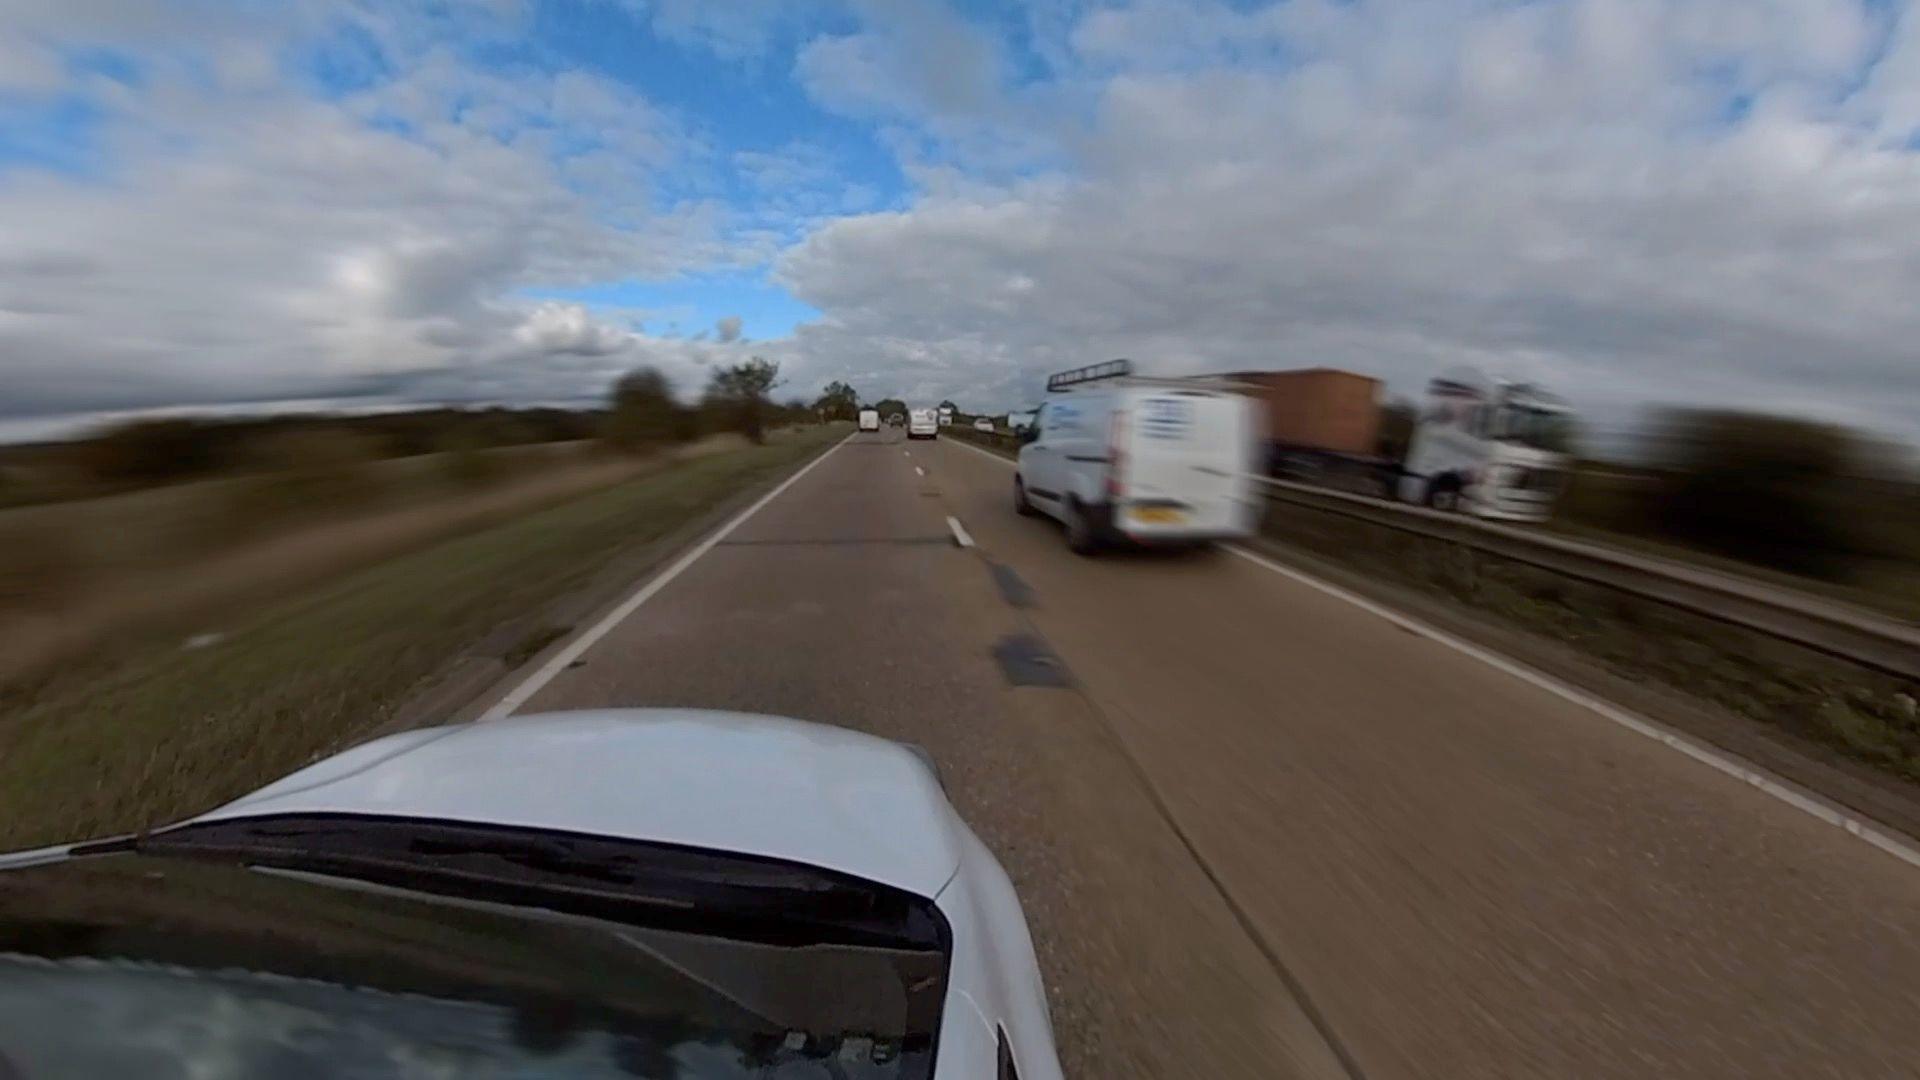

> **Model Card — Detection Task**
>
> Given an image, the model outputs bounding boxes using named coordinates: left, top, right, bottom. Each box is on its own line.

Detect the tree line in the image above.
left=19, top=367, right=1916, bottom=591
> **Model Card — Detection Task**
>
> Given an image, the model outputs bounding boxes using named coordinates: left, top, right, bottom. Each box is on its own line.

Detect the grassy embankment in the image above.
left=0, top=425, right=843, bottom=849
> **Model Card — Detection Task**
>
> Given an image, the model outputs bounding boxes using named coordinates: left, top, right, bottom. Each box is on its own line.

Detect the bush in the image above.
left=70, top=418, right=230, bottom=486
left=701, top=358, right=781, bottom=444
left=1648, top=410, right=1862, bottom=580
left=604, top=367, right=688, bottom=451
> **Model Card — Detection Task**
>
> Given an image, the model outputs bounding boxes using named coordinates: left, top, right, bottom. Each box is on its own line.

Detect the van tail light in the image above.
left=1107, top=409, right=1127, bottom=500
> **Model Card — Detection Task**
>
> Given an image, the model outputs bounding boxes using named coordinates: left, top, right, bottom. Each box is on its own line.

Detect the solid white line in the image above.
left=947, top=436, right=1014, bottom=468
left=478, top=434, right=853, bottom=723
left=946, top=516, right=975, bottom=548
left=944, top=425, right=1919, bottom=866
left=1222, top=543, right=1920, bottom=871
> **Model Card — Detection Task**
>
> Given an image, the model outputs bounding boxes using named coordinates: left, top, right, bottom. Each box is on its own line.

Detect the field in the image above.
left=0, top=426, right=843, bottom=849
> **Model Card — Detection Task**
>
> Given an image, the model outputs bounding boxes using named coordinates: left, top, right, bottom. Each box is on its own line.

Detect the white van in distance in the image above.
left=1014, top=361, right=1261, bottom=553
left=858, top=408, right=881, bottom=432
left=908, top=408, right=939, bottom=439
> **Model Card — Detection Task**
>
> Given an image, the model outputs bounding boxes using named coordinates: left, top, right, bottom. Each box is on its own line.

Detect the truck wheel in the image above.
left=1426, top=477, right=1461, bottom=512
left=1014, top=476, right=1037, bottom=517
left=1065, top=498, right=1099, bottom=555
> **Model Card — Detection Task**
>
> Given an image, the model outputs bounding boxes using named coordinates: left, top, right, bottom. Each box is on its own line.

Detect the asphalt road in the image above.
left=511, top=426, right=1920, bottom=1079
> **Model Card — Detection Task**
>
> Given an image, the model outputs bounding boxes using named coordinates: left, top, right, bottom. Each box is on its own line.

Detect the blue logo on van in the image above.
left=1139, top=398, right=1191, bottom=439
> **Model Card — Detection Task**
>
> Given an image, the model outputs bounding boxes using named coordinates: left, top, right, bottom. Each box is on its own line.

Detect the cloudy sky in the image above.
left=4, top=0, right=1920, bottom=444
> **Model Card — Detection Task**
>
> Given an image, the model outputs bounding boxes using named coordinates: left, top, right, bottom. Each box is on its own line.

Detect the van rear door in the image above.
left=1117, top=391, right=1257, bottom=537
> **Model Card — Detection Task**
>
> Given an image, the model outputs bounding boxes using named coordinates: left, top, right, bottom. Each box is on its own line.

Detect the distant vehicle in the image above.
left=1014, top=360, right=1260, bottom=554
left=937, top=407, right=953, bottom=427
left=973, top=418, right=995, bottom=433
left=888, top=413, right=905, bottom=427
left=908, top=408, right=939, bottom=439
left=1230, top=366, right=1575, bottom=522
left=859, top=408, right=881, bottom=432
left=0, top=710, right=1065, bottom=1080
left=1007, top=408, right=1037, bottom=433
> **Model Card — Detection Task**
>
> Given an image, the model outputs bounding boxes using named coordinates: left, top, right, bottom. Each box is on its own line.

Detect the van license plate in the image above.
left=1131, top=507, right=1186, bottom=525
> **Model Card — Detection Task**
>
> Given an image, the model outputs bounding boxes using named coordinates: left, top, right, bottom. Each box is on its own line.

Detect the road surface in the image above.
left=505, top=427, right=1920, bottom=1079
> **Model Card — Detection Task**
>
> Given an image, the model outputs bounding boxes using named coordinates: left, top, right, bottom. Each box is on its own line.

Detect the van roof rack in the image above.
left=1046, top=359, right=1133, bottom=392
left=1047, top=359, right=1258, bottom=394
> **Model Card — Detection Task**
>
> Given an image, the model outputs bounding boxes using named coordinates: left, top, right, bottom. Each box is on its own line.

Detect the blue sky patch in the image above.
left=524, top=272, right=824, bottom=341
left=0, top=94, right=108, bottom=177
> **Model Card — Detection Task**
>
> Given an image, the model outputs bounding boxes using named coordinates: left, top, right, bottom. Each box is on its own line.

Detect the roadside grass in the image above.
left=0, top=426, right=842, bottom=850
left=1547, top=514, right=1920, bottom=625
left=1259, top=500, right=1920, bottom=788
left=1553, top=466, right=1920, bottom=623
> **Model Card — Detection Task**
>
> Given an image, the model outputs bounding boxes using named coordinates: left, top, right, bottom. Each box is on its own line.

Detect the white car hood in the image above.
left=195, top=709, right=965, bottom=899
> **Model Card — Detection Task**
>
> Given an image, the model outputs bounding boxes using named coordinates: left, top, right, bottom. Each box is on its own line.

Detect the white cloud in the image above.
left=644, top=0, right=814, bottom=61
left=770, top=0, right=1920, bottom=443
left=0, top=4, right=727, bottom=425
left=9, top=0, right=1920, bottom=452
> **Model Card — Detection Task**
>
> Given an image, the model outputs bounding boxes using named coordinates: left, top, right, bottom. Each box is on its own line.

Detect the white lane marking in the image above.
left=946, top=516, right=975, bottom=548
left=947, top=436, right=1014, bottom=467
left=939, top=434, right=1920, bottom=868
left=479, top=434, right=853, bottom=722
left=915, top=466, right=926, bottom=477
left=1223, top=544, right=1920, bottom=871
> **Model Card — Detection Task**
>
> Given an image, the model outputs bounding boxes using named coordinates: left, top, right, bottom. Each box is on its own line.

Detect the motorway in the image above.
left=506, top=426, right=1920, bottom=1079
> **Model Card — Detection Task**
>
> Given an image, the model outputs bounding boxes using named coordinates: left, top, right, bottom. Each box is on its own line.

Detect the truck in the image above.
left=1231, top=366, right=1576, bottom=522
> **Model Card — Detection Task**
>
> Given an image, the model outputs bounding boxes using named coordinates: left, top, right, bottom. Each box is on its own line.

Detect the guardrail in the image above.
left=947, top=425, right=1920, bottom=681
left=1257, top=476, right=1920, bottom=682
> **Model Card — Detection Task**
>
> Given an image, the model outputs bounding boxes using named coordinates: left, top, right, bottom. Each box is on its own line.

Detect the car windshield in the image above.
left=1497, top=406, right=1575, bottom=453
left=0, top=818, right=950, bottom=1079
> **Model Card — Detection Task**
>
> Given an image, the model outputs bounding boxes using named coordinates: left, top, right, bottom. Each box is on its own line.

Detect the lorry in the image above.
left=1231, top=366, right=1575, bottom=522
left=858, top=408, right=881, bottom=432
left=937, top=406, right=954, bottom=427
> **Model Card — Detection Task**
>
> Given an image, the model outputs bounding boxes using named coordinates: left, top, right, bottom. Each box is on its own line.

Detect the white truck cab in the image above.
left=1397, top=368, right=1575, bottom=522
left=1015, top=360, right=1261, bottom=553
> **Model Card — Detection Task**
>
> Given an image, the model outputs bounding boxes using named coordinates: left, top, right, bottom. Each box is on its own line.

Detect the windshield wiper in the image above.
left=136, top=813, right=947, bottom=952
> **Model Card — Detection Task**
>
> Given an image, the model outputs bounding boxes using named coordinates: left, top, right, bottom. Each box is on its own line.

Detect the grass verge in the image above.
left=1258, top=498, right=1920, bottom=790
left=0, top=426, right=842, bottom=849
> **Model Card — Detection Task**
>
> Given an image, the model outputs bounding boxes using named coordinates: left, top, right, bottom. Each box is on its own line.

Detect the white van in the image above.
left=1014, top=363, right=1261, bottom=553
left=908, top=408, right=939, bottom=439
left=858, top=408, right=881, bottom=432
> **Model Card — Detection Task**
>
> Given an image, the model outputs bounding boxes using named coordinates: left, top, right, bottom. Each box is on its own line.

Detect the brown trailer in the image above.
left=1227, top=368, right=1382, bottom=456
